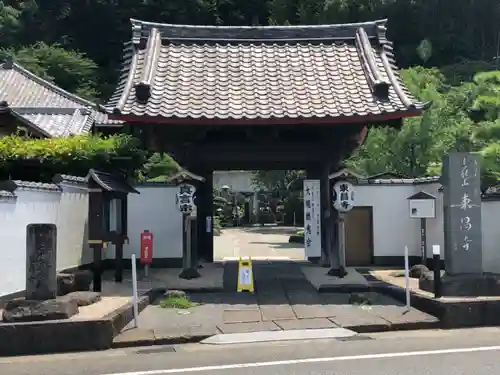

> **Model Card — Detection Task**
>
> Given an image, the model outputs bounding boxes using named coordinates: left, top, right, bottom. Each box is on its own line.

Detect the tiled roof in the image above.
left=11, top=107, right=94, bottom=137
left=88, top=169, right=139, bottom=194
left=0, top=60, right=122, bottom=136
left=0, top=60, right=96, bottom=110
left=106, top=19, right=428, bottom=122
left=93, top=111, right=124, bottom=126
left=53, top=174, right=87, bottom=185
left=0, top=180, right=61, bottom=192
left=361, top=176, right=441, bottom=185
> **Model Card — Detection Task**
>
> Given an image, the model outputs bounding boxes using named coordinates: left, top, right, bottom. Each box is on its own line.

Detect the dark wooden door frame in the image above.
left=345, top=206, right=375, bottom=266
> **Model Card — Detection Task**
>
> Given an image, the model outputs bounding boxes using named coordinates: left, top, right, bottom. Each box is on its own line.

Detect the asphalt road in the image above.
left=2, top=328, right=500, bottom=375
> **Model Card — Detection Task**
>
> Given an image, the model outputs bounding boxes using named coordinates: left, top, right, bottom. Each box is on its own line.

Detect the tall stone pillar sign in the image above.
left=442, top=152, right=482, bottom=275
left=26, top=224, right=57, bottom=300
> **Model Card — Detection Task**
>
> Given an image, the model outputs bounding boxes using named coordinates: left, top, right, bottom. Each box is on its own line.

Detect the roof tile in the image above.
left=0, top=60, right=122, bottom=136
left=107, top=19, right=428, bottom=121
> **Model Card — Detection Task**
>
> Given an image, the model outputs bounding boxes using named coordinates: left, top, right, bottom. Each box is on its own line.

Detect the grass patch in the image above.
left=158, top=295, right=200, bottom=309
left=349, top=293, right=373, bottom=307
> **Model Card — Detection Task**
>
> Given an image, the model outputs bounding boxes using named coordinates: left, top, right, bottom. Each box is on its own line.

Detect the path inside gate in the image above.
left=114, top=227, right=438, bottom=345
left=213, top=226, right=306, bottom=261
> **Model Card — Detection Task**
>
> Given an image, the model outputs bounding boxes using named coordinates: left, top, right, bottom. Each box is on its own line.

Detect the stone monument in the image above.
left=26, top=223, right=57, bottom=300
left=420, top=152, right=500, bottom=296
left=442, top=152, right=482, bottom=275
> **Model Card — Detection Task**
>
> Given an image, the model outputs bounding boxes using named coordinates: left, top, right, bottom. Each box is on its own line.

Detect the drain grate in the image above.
left=336, top=335, right=374, bottom=342
left=136, top=346, right=177, bottom=354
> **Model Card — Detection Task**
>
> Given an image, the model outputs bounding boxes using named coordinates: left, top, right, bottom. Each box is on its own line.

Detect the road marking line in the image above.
left=101, top=345, right=500, bottom=375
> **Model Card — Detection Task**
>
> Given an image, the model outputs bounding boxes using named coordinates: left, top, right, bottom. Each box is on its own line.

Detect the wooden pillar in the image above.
left=319, top=163, right=332, bottom=267
left=115, top=196, right=127, bottom=282
left=88, top=181, right=104, bottom=292
left=196, top=170, right=214, bottom=263
left=206, top=170, right=214, bottom=262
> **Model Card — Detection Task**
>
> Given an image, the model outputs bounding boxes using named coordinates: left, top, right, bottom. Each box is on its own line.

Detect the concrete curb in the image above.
left=111, top=318, right=440, bottom=349
left=348, top=319, right=439, bottom=333
left=0, top=288, right=165, bottom=356
left=112, top=334, right=213, bottom=349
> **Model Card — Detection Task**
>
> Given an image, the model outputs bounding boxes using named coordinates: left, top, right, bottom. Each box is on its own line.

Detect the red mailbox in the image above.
left=140, top=230, right=153, bottom=264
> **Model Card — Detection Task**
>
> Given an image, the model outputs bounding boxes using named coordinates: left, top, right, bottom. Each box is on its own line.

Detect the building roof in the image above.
left=0, top=59, right=121, bottom=137
left=88, top=169, right=139, bottom=194
left=106, top=19, right=429, bottom=123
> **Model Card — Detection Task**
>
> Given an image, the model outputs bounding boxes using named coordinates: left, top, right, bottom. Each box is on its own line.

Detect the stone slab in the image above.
left=260, top=305, right=296, bottom=321
left=328, top=306, right=391, bottom=333
left=301, top=265, right=369, bottom=292
left=113, top=328, right=156, bottom=347
left=291, top=304, right=333, bottom=319
left=369, top=305, right=439, bottom=329
left=2, top=299, right=78, bottom=322
left=201, top=327, right=357, bottom=345
left=275, top=318, right=337, bottom=330
left=217, top=321, right=280, bottom=334
left=71, top=296, right=131, bottom=320
left=223, top=309, right=261, bottom=323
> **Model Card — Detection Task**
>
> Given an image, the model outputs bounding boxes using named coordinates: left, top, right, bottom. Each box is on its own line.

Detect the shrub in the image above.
left=0, top=134, right=146, bottom=181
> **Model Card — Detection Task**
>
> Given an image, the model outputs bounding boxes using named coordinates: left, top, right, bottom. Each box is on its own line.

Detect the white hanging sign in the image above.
left=333, top=181, right=355, bottom=212
left=303, top=180, right=322, bottom=258
left=176, top=183, right=195, bottom=214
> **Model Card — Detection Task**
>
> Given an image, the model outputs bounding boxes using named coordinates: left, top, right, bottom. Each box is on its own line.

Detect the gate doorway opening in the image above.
left=213, top=169, right=306, bottom=262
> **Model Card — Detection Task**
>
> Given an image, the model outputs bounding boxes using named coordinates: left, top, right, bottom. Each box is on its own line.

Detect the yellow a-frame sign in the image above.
left=237, top=257, right=254, bottom=293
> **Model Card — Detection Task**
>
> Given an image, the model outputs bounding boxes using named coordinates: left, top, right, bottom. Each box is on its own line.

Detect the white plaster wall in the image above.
left=482, top=201, right=500, bottom=273
left=354, top=183, right=443, bottom=259
left=354, top=182, right=500, bottom=270
left=418, top=184, right=445, bottom=259
left=0, top=186, right=90, bottom=297
left=213, top=171, right=257, bottom=193
left=55, top=186, right=91, bottom=268
left=116, top=185, right=183, bottom=261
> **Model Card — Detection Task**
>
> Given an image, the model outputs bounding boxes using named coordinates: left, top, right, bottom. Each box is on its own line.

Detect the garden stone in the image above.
left=57, top=273, right=76, bottom=296
left=410, top=264, right=429, bottom=279
left=164, top=290, right=187, bottom=298
left=349, top=293, right=372, bottom=305
left=59, top=291, right=101, bottom=306
left=2, top=299, right=78, bottom=322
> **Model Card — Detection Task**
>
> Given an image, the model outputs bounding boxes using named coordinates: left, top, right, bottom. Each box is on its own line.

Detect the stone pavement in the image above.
left=114, top=260, right=438, bottom=347
left=214, top=227, right=306, bottom=261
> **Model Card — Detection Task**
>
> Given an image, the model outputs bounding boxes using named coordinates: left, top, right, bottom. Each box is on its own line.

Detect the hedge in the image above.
left=0, top=134, right=147, bottom=182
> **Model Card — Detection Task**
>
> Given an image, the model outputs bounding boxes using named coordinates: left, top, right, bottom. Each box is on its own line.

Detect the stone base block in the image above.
left=58, top=291, right=101, bottom=306
left=420, top=273, right=500, bottom=297
left=2, top=299, right=79, bottom=322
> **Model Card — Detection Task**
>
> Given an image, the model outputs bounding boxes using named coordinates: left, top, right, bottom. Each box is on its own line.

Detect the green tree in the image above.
left=138, top=153, right=180, bottom=182
left=0, top=42, right=100, bottom=101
